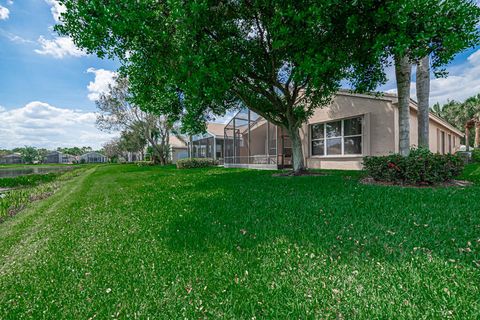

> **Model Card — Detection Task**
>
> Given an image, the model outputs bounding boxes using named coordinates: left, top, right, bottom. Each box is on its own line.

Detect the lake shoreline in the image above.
left=0, top=166, right=76, bottom=178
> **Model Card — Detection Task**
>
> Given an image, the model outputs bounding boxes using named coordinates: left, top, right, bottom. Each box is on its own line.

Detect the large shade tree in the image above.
left=119, top=124, right=148, bottom=160
left=96, top=76, right=176, bottom=165
left=102, top=138, right=123, bottom=162
left=57, top=0, right=479, bottom=168
left=57, top=0, right=389, bottom=173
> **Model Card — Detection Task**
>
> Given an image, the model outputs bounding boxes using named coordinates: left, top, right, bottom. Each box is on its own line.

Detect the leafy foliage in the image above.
left=96, top=76, right=174, bottom=165
left=18, top=146, right=38, bottom=164
left=363, top=148, right=464, bottom=185
left=135, top=161, right=155, bottom=167
left=176, top=158, right=218, bottom=169
left=472, top=149, right=480, bottom=163
left=0, top=173, right=59, bottom=188
left=102, top=138, right=123, bottom=163
left=56, top=0, right=394, bottom=171
left=57, top=146, right=93, bottom=156
left=119, top=124, right=147, bottom=155
left=431, top=93, right=480, bottom=148
left=375, top=0, right=480, bottom=71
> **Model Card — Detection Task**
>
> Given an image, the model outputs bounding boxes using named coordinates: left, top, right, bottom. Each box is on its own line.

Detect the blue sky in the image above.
left=0, top=0, right=479, bottom=149
left=0, top=0, right=119, bottom=111
left=0, top=0, right=119, bottom=149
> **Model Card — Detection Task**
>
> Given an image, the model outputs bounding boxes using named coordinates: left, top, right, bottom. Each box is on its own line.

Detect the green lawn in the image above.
left=0, top=164, right=479, bottom=318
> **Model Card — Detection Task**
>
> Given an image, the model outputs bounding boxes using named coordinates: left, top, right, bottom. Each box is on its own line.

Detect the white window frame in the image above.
left=310, top=116, right=363, bottom=158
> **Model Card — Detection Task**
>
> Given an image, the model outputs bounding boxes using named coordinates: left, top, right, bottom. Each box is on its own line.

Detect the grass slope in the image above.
left=0, top=164, right=479, bottom=318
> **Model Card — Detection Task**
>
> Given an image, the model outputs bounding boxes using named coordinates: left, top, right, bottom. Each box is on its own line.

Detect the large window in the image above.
left=311, top=117, right=363, bottom=156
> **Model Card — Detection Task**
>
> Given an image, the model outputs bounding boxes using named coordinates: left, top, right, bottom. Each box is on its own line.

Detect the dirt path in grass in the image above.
left=0, top=167, right=97, bottom=276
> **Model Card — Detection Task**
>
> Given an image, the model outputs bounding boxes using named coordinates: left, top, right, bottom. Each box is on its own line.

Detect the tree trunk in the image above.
left=189, top=135, right=193, bottom=158
left=465, top=125, right=470, bottom=152
left=416, top=55, right=430, bottom=149
left=475, top=121, right=480, bottom=148
left=149, top=139, right=162, bottom=165
left=287, top=126, right=305, bottom=173
left=395, top=55, right=412, bottom=156
left=147, top=135, right=170, bottom=165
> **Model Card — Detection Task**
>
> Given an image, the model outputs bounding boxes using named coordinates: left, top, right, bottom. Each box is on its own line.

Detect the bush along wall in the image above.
left=363, top=148, right=464, bottom=185
left=473, top=149, right=480, bottom=163
left=176, top=158, right=218, bottom=169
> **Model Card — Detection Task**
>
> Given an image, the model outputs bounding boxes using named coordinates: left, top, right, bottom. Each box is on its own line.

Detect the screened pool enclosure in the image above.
left=188, top=123, right=225, bottom=163
left=224, top=108, right=292, bottom=169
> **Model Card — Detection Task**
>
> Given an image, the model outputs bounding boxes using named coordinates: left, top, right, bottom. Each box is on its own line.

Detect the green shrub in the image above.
left=176, top=158, right=218, bottom=169
left=136, top=161, right=155, bottom=167
left=363, top=148, right=464, bottom=185
left=473, top=149, right=480, bottom=163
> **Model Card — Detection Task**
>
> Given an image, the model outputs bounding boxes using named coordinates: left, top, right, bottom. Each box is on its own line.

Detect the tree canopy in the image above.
left=95, top=75, right=175, bottom=165
left=58, top=0, right=391, bottom=171
left=373, top=0, right=480, bottom=154
left=57, top=0, right=480, bottom=170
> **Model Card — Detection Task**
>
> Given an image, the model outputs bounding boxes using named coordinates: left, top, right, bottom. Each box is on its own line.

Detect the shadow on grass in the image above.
left=160, top=167, right=480, bottom=268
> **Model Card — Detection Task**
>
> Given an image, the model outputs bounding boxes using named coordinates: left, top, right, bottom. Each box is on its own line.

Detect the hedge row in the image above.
left=363, top=148, right=464, bottom=185
left=473, top=149, right=480, bottom=163
left=176, top=158, right=218, bottom=169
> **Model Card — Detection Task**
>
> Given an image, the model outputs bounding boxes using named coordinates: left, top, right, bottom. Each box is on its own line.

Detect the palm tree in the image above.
left=431, top=102, right=442, bottom=117
left=395, top=55, right=412, bottom=156
left=416, top=56, right=430, bottom=149
left=462, top=95, right=480, bottom=148
left=441, top=97, right=480, bottom=151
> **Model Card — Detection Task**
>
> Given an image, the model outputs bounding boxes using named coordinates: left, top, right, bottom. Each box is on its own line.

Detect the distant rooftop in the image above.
left=206, top=123, right=226, bottom=138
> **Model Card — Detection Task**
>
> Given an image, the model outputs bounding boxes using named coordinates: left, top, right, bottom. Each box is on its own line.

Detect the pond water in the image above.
left=0, top=166, right=75, bottom=178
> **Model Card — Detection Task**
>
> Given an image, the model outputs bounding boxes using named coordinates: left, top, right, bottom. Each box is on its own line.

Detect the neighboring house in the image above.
left=224, top=91, right=463, bottom=170
left=80, top=151, right=107, bottom=163
left=124, top=151, right=144, bottom=162
left=44, top=151, right=76, bottom=164
left=0, top=153, right=23, bottom=165
left=169, top=136, right=188, bottom=164
left=188, top=123, right=226, bottom=163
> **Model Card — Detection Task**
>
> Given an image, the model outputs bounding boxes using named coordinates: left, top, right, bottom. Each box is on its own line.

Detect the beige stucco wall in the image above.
left=300, top=92, right=463, bottom=170
left=409, top=108, right=461, bottom=154
left=302, top=93, right=397, bottom=170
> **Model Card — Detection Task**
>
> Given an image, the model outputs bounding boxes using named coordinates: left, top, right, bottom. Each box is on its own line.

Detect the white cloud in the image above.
left=44, top=0, right=66, bottom=23
left=0, top=29, right=34, bottom=44
left=416, top=50, right=480, bottom=105
left=381, top=49, right=480, bottom=106
left=0, top=102, right=117, bottom=149
left=0, top=5, right=9, bottom=20
left=34, top=36, right=86, bottom=58
left=86, top=68, right=117, bottom=101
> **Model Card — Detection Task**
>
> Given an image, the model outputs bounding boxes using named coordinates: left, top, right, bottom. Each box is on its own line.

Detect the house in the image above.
left=188, top=123, right=226, bottom=163
left=80, top=151, right=107, bottom=163
left=44, top=151, right=76, bottom=164
left=0, top=153, right=23, bottom=165
left=169, top=136, right=188, bottom=164
left=224, top=91, right=463, bottom=170
left=123, top=151, right=143, bottom=162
